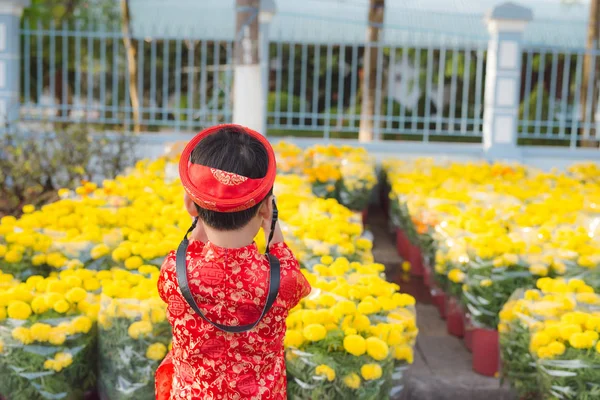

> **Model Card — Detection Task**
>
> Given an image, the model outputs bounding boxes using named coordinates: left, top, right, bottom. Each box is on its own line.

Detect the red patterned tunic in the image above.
left=156, top=240, right=311, bottom=400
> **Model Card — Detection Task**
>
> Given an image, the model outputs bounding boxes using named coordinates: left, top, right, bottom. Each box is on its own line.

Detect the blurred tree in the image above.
left=358, top=0, right=385, bottom=142
left=120, top=0, right=141, bottom=132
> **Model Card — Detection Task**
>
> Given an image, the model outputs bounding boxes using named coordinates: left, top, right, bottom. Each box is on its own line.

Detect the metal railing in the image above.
left=18, top=17, right=600, bottom=148
left=20, top=21, right=234, bottom=131
left=518, top=42, right=600, bottom=147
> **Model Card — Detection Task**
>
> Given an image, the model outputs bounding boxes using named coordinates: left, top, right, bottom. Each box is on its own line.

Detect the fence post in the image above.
left=259, top=0, right=276, bottom=137
left=482, top=2, right=532, bottom=160
left=0, top=0, right=29, bottom=126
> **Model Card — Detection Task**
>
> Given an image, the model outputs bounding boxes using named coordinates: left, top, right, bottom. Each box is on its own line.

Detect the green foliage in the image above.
left=537, top=348, right=600, bottom=400
left=286, top=330, right=395, bottom=400
left=98, top=314, right=171, bottom=400
left=23, top=0, right=119, bottom=28
left=0, top=322, right=98, bottom=400
left=463, top=262, right=538, bottom=329
left=0, top=125, right=138, bottom=217
left=268, top=91, right=303, bottom=125
left=500, top=320, right=539, bottom=398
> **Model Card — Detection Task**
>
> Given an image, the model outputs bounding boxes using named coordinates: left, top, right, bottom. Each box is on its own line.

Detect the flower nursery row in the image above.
left=0, top=144, right=416, bottom=400
left=382, top=158, right=600, bottom=385
left=500, top=277, right=600, bottom=399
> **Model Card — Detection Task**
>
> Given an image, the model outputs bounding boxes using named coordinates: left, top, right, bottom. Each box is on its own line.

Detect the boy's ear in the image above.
left=184, top=193, right=199, bottom=217
left=258, top=195, right=273, bottom=219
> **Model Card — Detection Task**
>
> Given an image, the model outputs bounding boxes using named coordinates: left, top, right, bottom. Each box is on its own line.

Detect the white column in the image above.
left=482, top=2, right=532, bottom=160
left=0, top=0, right=30, bottom=125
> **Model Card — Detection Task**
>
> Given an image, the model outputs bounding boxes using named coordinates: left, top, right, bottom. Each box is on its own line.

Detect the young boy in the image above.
left=156, top=125, right=311, bottom=400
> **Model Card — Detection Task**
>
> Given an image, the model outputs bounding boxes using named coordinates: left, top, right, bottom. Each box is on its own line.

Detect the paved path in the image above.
left=367, top=208, right=517, bottom=400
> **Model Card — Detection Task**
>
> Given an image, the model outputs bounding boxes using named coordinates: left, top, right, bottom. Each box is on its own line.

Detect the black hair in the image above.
left=189, top=125, right=273, bottom=231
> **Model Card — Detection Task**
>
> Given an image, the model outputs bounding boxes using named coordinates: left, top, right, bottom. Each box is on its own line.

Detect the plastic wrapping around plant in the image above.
left=0, top=272, right=99, bottom=400
left=337, top=155, right=378, bottom=212
left=285, top=270, right=417, bottom=400
left=462, top=256, right=536, bottom=330
left=273, top=142, right=305, bottom=175
left=499, top=278, right=600, bottom=399
left=98, top=294, right=171, bottom=400
left=303, top=145, right=378, bottom=209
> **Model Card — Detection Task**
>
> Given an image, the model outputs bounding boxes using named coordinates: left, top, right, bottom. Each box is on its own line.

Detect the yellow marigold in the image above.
left=401, top=261, right=411, bottom=272
left=30, top=323, right=52, bottom=342
left=547, top=341, right=566, bottom=357
left=343, top=372, right=361, bottom=390
left=53, top=299, right=71, bottom=314
left=529, top=264, right=549, bottom=277
left=128, top=320, right=153, bottom=340
left=284, top=329, right=304, bottom=348
left=90, top=244, right=110, bottom=260
left=536, top=346, right=552, bottom=359
left=315, top=364, right=336, bottom=382
left=360, top=363, right=382, bottom=380
left=146, top=342, right=167, bottom=361
left=0, top=307, right=6, bottom=321
left=7, top=301, right=32, bottom=320
left=124, top=256, right=144, bottom=270
left=448, top=269, right=465, bottom=284
left=569, top=332, right=595, bottom=349
left=394, top=345, right=414, bottom=363
left=344, top=334, right=367, bottom=356
left=72, top=316, right=93, bottom=334
left=559, top=323, right=582, bottom=341
left=31, top=254, right=47, bottom=266
left=530, top=331, right=551, bottom=351
left=48, top=329, right=67, bottom=346
left=320, top=255, right=334, bottom=265
left=480, top=279, right=493, bottom=288
left=12, top=326, right=33, bottom=344
left=0, top=339, right=3, bottom=353
left=366, top=337, right=389, bottom=361
left=65, top=287, right=87, bottom=304
left=4, top=250, right=23, bottom=264
left=303, top=324, right=327, bottom=342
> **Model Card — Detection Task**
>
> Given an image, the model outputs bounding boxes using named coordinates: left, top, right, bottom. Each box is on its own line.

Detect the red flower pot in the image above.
left=408, top=243, right=425, bottom=276
left=446, top=296, right=464, bottom=338
left=472, top=328, right=499, bottom=377
left=395, top=229, right=411, bottom=260
left=361, top=209, right=368, bottom=225
left=380, top=186, right=390, bottom=218
left=423, top=265, right=432, bottom=287
left=464, top=314, right=474, bottom=352
left=431, top=288, right=446, bottom=319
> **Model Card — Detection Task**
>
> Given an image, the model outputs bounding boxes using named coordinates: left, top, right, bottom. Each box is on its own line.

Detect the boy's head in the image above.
left=182, top=125, right=274, bottom=231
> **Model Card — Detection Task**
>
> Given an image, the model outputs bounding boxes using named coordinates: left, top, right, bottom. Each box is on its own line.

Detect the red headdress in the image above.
left=178, top=124, right=277, bottom=213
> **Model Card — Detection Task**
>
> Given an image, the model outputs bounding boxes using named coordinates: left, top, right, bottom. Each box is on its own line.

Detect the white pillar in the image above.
left=482, top=2, right=532, bottom=160
left=0, top=0, right=30, bottom=125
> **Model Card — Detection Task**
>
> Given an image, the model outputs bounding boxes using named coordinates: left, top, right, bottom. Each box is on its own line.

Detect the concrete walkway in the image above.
left=367, top=208, right=517, bottom=400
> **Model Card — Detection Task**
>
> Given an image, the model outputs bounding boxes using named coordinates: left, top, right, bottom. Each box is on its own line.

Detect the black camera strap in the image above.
left=175, top=202, right=280, bottom=333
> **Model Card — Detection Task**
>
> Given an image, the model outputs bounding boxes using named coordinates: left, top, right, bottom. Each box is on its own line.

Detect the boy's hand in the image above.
left=262, top=218, right=284, bottom=247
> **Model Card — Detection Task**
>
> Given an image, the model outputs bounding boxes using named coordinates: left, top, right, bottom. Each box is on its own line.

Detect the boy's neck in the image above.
left=204, top=222, right=259, bottom=249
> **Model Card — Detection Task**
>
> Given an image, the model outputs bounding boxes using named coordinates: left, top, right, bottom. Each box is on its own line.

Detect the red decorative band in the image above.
left=178, top=124, right=277, bottom=213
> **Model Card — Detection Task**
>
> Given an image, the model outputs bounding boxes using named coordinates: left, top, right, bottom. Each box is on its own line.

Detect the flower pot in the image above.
left=361, top=209, right=368, bottom=225
left=408, top=243, right=425, bottom=277
left=423, top=265, right=432, bottom=287
left=395, top=229, right=411, bottom=260
left=446, top=296, right=464, bottom=338
left=463, top=313, right=474, bottom=352
left=380, top=185, right=390, bottom=218
left=431, top=288, right=446, bottom=319
left=472, top=328, right=499, bottom=377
